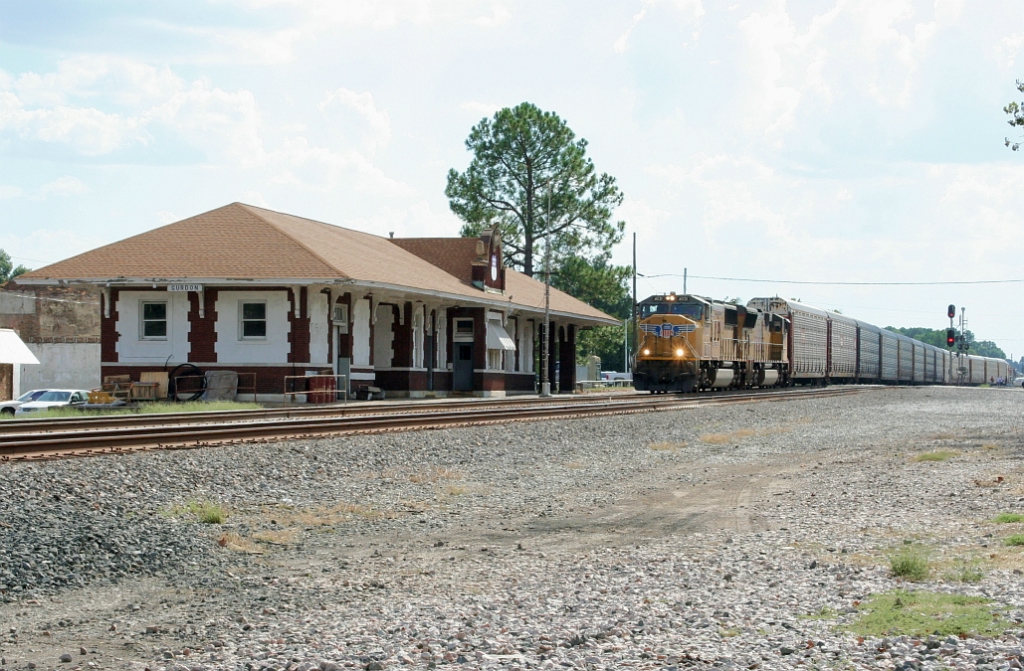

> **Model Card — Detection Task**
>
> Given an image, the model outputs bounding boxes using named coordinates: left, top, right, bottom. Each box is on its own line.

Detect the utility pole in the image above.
left=631, top=232, right=637, bottom=377
left=540, top=182, right=552, bottom=397
left=683, top=267, right=687, bottom=295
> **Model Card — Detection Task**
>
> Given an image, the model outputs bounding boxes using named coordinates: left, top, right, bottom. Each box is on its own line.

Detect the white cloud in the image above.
left=218, top=0, right=436, bottom=30
left=156, top=210, right=179, bottom=224
left=472, top=4, right=510, bottom=27
left=34, top=176, right=88, bottom=199
left=184, top=27, right=303, bottom=65
left=733, top=0, right=962, bottom=140
left=0, top=185, right=23, bottom=199
left=318, top=88, right=392, bottom=152
left=148, top=80, right=265, bottom=166
left=343, top=201, right=461, bottom=238
left=613, top=0, right=705, bottom=53
left=460, top=100, right=501, bottom=117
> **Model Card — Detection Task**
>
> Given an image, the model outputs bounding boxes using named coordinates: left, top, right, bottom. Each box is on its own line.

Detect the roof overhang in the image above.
left=16, top=276, right=620, bottom=327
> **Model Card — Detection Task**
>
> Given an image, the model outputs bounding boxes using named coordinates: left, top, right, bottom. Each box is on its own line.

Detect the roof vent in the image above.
left=389, top=232, right=394, bottom=239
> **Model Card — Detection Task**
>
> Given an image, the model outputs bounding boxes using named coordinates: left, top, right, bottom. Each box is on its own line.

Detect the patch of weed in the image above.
left=799, top=605, right=837, bottom=620
left=217, top=532, right=262, bottom=553
left=169, top=499, right=228, bottom=524
left=1004, top=534, right=1024, bottom=547
left=914, top=451, right=958, bottom=462
left=889, top=547, right=930, bottom=581
left=252, top=529, right=299, bottom=545
left=847, top=590, right=1008, bottom=638
left=944, top=564, right=985, bottom=584
left=995, top=513, right=1024, bottom=523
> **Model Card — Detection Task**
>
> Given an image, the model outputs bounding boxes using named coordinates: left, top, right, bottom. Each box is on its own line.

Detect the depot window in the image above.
left=140, top=301, right=168, bottom=340
left=240, top=301, right=267, bottom=339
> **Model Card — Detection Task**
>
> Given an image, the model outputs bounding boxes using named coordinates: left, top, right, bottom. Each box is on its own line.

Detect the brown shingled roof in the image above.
left=20, top=203, right=617, bottom=324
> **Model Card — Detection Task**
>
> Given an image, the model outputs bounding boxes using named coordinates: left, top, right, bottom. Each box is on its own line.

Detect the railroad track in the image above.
left=0, top=386, right=878, bottom=461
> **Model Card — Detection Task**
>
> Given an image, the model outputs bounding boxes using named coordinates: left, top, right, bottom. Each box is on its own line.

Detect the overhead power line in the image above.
left=638, top=273, right=1024, bottom=286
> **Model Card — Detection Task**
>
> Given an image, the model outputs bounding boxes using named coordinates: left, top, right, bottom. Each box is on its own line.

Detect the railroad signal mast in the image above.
left=946, top=304, right=969, bottom=384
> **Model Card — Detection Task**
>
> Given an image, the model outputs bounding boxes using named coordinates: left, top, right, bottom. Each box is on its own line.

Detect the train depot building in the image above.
left=16, top=203, right=617, bottom=400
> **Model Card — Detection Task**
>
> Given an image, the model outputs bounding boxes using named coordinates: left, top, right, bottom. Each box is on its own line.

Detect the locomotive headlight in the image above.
left=675, top=348, right=684, bottom=356
left=643, top=349, right=650, bottom=355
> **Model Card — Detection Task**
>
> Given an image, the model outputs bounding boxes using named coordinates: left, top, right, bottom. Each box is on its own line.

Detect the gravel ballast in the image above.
left=2, top=386, right=1024, bottom=670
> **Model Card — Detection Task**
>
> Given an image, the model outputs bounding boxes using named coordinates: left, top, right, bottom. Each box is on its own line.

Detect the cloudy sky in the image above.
left=2, top=0, right=1024, bottom=354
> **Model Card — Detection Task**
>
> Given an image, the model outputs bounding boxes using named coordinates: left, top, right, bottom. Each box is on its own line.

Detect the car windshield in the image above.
left=36, top=391, right=71, bottom=402
left=17, top=390, right=47, bottom=402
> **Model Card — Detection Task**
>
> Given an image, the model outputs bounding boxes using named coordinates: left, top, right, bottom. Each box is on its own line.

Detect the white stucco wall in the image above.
left=215, top=290, right=291, bottom=364
left=309, top=287, right=330, bottom=365
left=116, top=291, right=190, bottom=363
left=20, top=343, right=101, bottom=391
left=373, top=304, right=394, bottom=368
left=352, top=298, right=370, bottom=366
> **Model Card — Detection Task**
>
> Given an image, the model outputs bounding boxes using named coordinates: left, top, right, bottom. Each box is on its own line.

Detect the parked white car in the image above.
left=15, top=389, right=92, bottom=415
left=0, top=389, right=52, bottom=417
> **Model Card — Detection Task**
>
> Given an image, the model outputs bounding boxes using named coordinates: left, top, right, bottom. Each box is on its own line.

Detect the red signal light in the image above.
left=947, top=304, right=956, bottom=319
left=946, top=329, right=956, bottom=347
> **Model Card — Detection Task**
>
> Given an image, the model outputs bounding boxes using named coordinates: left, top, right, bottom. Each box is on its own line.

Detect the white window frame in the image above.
left=140, top=300, right=169, bottom=341
left=239, top=300, right=268, bottom=341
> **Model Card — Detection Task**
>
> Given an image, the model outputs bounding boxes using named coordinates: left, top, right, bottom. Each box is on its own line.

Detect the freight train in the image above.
left=633, top=293, right=1012, bottom=393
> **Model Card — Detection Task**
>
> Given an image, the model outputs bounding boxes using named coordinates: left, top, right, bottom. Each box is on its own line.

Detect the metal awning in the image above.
left=0, top=329, right=39, bottom=364
left=486, top=321, right=516, bottom=351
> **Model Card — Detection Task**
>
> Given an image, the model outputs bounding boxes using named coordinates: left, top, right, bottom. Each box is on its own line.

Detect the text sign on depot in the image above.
left=168, top=284, right=203, bottom=292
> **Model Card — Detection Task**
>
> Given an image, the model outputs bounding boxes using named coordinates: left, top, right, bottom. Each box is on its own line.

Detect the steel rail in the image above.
left=0, top=386, right=874, bottom=461
left=0, top=392, right=643, bottom=432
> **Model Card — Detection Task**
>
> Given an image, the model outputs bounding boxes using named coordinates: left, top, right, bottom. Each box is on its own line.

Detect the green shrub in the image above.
left=1004, top=534, right=1024, bottom=547
left=995, top=513, right=1024, bottom=523
left=889, top=548, right=930, bottom=581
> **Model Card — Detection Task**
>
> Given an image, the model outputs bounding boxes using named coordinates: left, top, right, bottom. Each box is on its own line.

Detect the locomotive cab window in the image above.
left=640, top=303, right=668, bottom=317
left=670, top=304, right=702, bottom=319
left=724, top=308, right=738, bottom=327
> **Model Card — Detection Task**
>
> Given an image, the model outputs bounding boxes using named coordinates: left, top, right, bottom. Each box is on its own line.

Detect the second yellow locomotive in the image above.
left=633, top=293, right=788, bottom=393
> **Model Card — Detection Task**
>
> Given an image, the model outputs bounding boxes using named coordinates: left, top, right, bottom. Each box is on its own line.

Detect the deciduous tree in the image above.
left=0, top=249, right=29, bottom=284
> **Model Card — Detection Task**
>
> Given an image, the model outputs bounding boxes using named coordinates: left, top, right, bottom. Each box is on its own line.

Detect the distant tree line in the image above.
left=886, top=326, right=1006, bottom=359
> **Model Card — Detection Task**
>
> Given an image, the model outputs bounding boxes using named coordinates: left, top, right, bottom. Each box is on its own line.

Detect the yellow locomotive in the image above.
left=633, top=293, right=788, bottom=393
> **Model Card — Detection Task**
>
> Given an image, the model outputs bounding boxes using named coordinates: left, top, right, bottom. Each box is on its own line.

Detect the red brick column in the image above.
left=188, top=289, right=218, bottom=362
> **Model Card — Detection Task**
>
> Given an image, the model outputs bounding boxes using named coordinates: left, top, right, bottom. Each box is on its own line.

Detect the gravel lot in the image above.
left=3, top=386, right=1024, bottom=671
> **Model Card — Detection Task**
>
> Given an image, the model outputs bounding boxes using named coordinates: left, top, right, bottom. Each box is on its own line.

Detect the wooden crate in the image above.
left=139, top=371, right=169, bottom=400
left=130, top=382, right=160, bottom=401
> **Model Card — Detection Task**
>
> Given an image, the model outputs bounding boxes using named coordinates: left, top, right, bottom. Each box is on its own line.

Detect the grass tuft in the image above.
left=995, top=513, right=1024, bottom=524
left=1004, top=534, right=1024, bottom=547
left=170, top=499, right=228, bottom=524
left=846, top=590, right=1008, bottom=638
left=914, top=450, right=958, bottom=462
left=889, top=548, right=930, bottom=581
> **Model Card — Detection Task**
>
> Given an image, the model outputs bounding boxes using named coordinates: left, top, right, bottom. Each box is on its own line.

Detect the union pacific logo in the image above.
left=640, top=323, right=696, bottom=338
